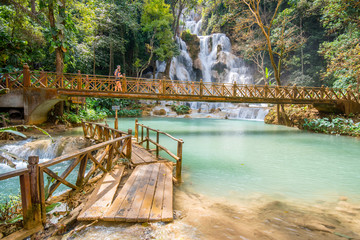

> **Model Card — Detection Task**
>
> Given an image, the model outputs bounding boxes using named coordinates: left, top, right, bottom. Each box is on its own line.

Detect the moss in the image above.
left=180, top=30, right=200, bottom=61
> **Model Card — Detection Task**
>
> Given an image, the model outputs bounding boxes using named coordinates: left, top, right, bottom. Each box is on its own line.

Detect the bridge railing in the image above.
left=0, top=122, right=132, bottom=238
left=1, top=64, right=359, bottom=104
left=134, top=119, right=183, bottom=182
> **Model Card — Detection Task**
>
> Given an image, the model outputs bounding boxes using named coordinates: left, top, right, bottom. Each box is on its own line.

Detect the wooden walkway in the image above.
left=78, top=144, right=173, bottom=222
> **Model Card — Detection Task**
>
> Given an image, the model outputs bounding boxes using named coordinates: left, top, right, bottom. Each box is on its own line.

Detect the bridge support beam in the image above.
left=23, top=88, right=64, bottom=124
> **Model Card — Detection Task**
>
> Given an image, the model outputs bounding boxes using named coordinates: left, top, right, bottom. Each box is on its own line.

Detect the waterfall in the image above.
left=0, top=137, right=89, bottom=171
left=168, top=10, right=269, bottom=120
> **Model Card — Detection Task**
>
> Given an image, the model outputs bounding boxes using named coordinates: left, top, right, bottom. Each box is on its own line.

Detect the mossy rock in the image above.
left=181, top=31, right=200, bottom=61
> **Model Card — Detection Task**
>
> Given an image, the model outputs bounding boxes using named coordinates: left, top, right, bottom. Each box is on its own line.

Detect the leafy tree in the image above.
left=316, top=0, right=360, bottom=90
left=139, top=0, right=177, bottom=78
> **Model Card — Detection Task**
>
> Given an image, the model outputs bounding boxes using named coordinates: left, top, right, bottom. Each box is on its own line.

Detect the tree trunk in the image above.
left=93, top=41, right=96, bottom=75
left=165, top=58, right=172, bottom=78
left=31, top=0, right=36, bottom=14
left=109, top=41, right=113, bottom=76
left=300, top=17, right=304, bottom=75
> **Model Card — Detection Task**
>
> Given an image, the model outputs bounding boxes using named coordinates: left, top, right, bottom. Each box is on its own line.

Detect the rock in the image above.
left=339, top=196, right=348, bottom=201
left=193, top=58, right=203, bottom=71
left=304, top=222, right=334, bottom=233
left=153, top=109, right=166, bottom=116
left=184, top=115, right=191, bottom=118
left=0, top=232, right=3, bottom=239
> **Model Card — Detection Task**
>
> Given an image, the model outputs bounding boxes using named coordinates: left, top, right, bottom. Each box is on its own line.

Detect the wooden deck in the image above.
left=131, top=144, right=158, bottom=165
left=78, top=144, right=174, bottom=222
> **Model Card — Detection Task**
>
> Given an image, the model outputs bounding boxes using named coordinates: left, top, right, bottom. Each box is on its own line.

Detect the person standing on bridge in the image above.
left=114, top=65, right=123, bottom=91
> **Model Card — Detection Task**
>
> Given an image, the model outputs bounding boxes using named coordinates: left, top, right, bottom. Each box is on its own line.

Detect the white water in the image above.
left=168, top=10, right=268, bottom=120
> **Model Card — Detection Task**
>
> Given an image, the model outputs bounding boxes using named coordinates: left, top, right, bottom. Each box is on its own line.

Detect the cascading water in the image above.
left=0, top=136, right=89, bottom=171
left=169, top=10, right=269, bottom=120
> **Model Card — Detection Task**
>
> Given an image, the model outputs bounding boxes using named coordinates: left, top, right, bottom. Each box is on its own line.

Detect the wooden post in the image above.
left=126, top=129, right=132, bottom=159
left=76, top=154, right=88, bottom=187
left=292, top=84, right=297, bottom=99
left=77, top=70, right=82, bottom=90
left=122, top=75, right=127, bottom=92
left=146, top=127, right=149, bottom=150
left=162, top=79, right=166, bottom=94
left=176, top=139, right=183, bottom=182
left=135, top=119, right=139, bottom=143
left=233, top=81, right=237, bottom=97
left=107, top=145, right=114, bottom=171
left=27, top=156, right=41, bottom=225
left=320, top=85, right=325, bottom=99
left=114, top=109, right=118, bottom=130
left=23, top=63, right=31, bottom=87
left=141, top=125, right=144, bottom=144
left=156, top=131, right=159, bottom=159
left=5, top=73, right=9, bottom=88
left=200, top=79, right=203, bottom=97
left=81, top=121, right=87, bottom=138
left=264, top=83, right=268, bottom=98
left=19, top=172, right=32, bottom=229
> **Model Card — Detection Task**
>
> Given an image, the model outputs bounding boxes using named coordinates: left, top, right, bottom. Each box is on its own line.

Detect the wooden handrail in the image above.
left=0, top=121, right=133, bottom=234
left=0, top=168, right=29, bottom=181
left=134, top=119, right=183, bottom=182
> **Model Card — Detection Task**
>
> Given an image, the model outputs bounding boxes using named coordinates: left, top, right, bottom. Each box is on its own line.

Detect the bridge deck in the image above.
left=77, top=144, right=173, bottom=222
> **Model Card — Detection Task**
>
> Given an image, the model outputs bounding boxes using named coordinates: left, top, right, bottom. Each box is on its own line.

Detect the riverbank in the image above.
left=264, top=105, right=360, bottom=137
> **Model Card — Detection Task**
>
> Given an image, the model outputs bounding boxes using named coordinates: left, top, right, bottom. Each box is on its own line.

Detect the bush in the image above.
left=171, top=104, right=190, bottom=115
left=303, top=117, right=360, bottom=136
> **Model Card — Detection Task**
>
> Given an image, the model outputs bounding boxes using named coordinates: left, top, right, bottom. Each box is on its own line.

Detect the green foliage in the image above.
left=303, top=117, right=360, bottom=136
left=141, top=0, right=177, bottom=62
left=171, top=104, right=190, bottom=115
left=0, top=195, right=22, bottom=224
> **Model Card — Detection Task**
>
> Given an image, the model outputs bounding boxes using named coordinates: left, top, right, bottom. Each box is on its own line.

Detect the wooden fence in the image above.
left=1, top=64, right=359, bottom=105
left=0, top=122, right=132, bottom=238
left=134, top=119, right=183, bottom=182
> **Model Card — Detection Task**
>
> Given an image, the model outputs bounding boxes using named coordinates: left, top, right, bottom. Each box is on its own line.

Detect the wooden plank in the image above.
left=112, top=164, right=153, bottom=221
left=137, top=163, right=161, bottom=221
left=125, top=164, right=157, bottom=222
left=132, top=144, right=156, bottom=163
left=2, top=224, right=43, bottom=240
left=149, top=163, right=166, bottom=221
left=102, top=164, right=146, bottom=221
left=161, top=164, right=173, bottom=221
left=78, top=165, right=125, bottom=221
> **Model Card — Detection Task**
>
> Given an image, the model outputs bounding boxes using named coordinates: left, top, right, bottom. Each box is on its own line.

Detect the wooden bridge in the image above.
left=1, top=64, right=360, bottom=118
left=0, top=120, right=183, bottom=239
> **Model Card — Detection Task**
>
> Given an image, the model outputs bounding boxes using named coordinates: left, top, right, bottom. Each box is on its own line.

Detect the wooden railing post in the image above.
left=27, top=156, right=42, bottom=226
left=81, top=121, right=87, bottom=137
left=135, top=119, right=139, bottom=142
left=264, top=83, right=268, bottom=98
left=126, top=129, right=132, bottom=159
left=292, top=84, right=297, bottom=99
left=19, top=171, right=32, bottom=229
left=200, top=79, right=203, bottom=97
left=141, top=125, right=144, bottom=143
left=146, top=127, right=150, bottom=150
left=5, top=73, right=9, bottom=88
left=156, top=131, right=160, bottom=159
left=107, top=145, right=114, bottom=171
left=76, top=154, right=88, bottom=187
left=77, top=70, right=82, bottom=90
left=122, top=75, right=127, bottom=92
left=176, top=139, right=183, bottom=182
left=233, top=81, right=237, bottom=97
left=320, top=85, right=325, bottom=99
left=23, top=63, right=31, bottom=87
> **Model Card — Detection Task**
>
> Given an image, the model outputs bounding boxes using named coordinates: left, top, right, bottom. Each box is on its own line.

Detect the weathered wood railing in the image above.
left=134, top=119, right=183, bottom=182
left=1, top=64, right=359, bottom=106
left=0, top=122, right=132, bottom=237
left=0, top=165, right=39, bottom=230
